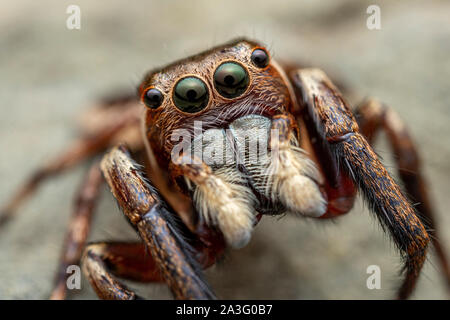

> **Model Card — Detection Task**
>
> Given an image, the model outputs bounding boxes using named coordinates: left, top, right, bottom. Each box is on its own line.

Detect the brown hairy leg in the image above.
left=291, top=68, right=430, bottom=299
left=356, top=98, right=450, bottom=289
left=0, top=96, right=141, bottom=228
left=88, top=145, right=217, bottom=299
left=82, top=240, right=220, bottom=300
left=50, top=161, right=103, bottom=300
left=82, top=242, right=162, bottom=300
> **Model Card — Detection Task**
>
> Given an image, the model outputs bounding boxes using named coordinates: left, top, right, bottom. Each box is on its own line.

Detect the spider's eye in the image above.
left=143, top=88, right=164, bottom=109
left=214, top=62, right=249, bottom=99
left=251, top=48, right=269, bottom=68
left=173, top=77, right=209, bottom=113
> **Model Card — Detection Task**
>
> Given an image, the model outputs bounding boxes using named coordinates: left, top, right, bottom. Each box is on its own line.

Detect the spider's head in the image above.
left=138, top=39, right=324, bottom=248
left=139, top=38, right=294, bottom=163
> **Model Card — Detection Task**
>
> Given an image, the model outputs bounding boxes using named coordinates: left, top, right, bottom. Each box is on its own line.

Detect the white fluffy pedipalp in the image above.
left=188, top=167, right=257, bottom=249
left=265, top=144, right=327, bottom=218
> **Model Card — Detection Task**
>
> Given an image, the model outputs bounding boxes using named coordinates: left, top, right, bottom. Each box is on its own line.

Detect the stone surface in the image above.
left=0, top=0, right=449, bottom=299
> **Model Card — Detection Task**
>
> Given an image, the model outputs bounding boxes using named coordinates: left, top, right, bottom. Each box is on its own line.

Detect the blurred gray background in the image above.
left=0, top=0, right=449, bottom=299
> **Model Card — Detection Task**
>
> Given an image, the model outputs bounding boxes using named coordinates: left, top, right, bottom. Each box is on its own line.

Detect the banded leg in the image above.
left=356, top=99, right=450, bottom=288
left=291, top=68, right=430, bottom=299
left=91, top=145, right=217, bottom=299
left=50, top=161, right=103, bottom=300
left=0, top=99, right=140, bottom=227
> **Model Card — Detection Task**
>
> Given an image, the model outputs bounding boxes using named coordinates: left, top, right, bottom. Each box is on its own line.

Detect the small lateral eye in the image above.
left=173, top=77, right=209, bottom=113
left=251, top=48, right=269, bottom=68
left=143, top=88, right=164, bottom=109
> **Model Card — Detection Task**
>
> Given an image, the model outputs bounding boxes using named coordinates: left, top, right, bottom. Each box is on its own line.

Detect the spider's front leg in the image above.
left=82, top=145, right=217, bottom=299
left=291, top=69, right=430, bottom=299
left=356, top=99, right=450, bottom=289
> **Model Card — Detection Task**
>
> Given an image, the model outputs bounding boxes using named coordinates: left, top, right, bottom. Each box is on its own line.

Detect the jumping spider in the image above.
left=2, top=38, right=449, bottom=299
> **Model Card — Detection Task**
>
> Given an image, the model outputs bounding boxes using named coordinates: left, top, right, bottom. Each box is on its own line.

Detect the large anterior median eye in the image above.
left=173, top=77, right=209, bottom=113
left=214, top=62, right=249, bottom=98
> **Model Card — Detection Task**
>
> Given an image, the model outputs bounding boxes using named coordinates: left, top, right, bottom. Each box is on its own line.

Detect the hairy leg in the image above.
left=291, top=68, right=430, bottom=299
left=50, top=161, right=103, bottom=300
left=92, top=146, right=218, bottom=299
left=356, top=98, right=450, bottom=288
left=0, top=98, right=140, bottom=227
left=82, top=242, right=162, bottom=300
